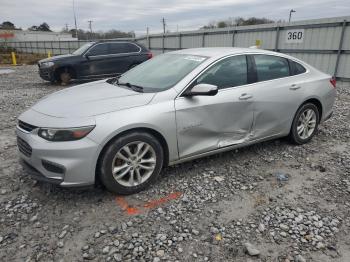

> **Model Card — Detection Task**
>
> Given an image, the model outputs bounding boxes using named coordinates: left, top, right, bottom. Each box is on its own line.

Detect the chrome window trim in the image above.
left=176, top=52, right=310, bottom=99
left=84, top=42, right=141, bottom=58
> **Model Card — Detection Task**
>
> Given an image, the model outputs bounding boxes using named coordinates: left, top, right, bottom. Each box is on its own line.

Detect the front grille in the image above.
left=18, top=120, right=38, bottom=133
left=17, top=136, right=32, bottom=157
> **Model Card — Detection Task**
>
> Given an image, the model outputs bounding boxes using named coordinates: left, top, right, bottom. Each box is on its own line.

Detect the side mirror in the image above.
left=184, top=84, right=218, bottom=97
left=85, top=54, right=90, bottom=60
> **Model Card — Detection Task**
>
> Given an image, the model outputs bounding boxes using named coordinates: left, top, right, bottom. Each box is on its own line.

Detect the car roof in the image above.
left=172, top=47, right=282, bottom=58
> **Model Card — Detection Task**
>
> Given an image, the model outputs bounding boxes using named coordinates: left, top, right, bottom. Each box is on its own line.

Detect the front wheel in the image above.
left=289, top=103, right=320, bottom=144
left=99, top=132, right=164, bottom=194
left=59, top=71, right=71, bottom=85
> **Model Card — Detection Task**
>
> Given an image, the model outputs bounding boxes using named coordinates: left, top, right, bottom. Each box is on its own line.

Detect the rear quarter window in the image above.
left=289, top=60, right=307, bottom=75
left=124, top=43, right=141, bottom=53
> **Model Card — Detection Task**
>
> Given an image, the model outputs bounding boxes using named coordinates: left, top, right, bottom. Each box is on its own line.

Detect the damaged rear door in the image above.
left=175, top=55, right=254, bottom=158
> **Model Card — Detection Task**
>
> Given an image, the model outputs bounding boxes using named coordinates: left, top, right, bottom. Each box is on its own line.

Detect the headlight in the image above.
left=41, top=61, right=54, bottom=68
left=38, top=126, right=95, bottom=142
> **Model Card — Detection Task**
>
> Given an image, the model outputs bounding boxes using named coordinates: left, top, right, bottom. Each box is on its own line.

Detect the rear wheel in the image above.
left=99, top=132, right=164, bottom=194
left=289, top=103, right=320, bottom=144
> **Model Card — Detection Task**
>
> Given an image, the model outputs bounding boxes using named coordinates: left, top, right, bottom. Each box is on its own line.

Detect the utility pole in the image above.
left=72, top=0, right=78, bottom=38
left=289, top=9, right=296, bottom=23
left=65, top=23, right=69, bottom=31
left=88, top=20, right=93, bottom=40
left=162, top=17, right=166, bottom=34
left=88, top=20, right=93, bottom=33
left=146, top=27, right=149, bottom=36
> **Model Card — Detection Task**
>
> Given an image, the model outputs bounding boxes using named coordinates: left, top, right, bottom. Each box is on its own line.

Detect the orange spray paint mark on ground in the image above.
left=115, top=192, right=182, bottom=216
left=115, top=196, right=141, bottom=215
left=144, top=192, right=182, bottom=209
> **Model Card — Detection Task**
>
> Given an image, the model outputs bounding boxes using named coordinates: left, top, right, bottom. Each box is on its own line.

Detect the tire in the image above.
left=59, top=71, right=71, bottom=85
left=99, top=132, right=164, bottom=194
left=289, top=103, right=320, bottom=145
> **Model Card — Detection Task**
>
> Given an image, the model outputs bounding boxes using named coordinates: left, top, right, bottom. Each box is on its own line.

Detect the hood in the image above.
left=39, top=54, right=78, bottom=63
left=32, top=80, right=156, bottom=118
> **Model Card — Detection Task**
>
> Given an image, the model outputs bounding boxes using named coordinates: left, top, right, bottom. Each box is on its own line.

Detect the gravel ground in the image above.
left=0, top=65, right=349, bottom=262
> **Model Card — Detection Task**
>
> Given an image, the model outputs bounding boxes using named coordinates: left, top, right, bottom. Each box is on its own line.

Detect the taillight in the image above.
left=330, top=77, right=336, bottom=88
left=147, top=52, right=153, bottom=59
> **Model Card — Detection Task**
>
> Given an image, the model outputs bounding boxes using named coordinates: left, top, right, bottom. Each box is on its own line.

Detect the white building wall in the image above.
left=0, top=29, right=77, bottom=42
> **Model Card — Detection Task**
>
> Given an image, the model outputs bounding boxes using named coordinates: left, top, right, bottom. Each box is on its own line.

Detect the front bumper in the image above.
left=20, top=159, right=64, bottom=184
left=16, top=127, right=100, bottom=187
left=38, top=64, right=55, bottom=82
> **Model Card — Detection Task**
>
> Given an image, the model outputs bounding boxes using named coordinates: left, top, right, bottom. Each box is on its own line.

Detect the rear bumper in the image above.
left=323, top=110, right=333, bottom=122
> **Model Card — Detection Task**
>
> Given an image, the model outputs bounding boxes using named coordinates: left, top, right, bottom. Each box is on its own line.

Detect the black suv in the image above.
left=38, top=41, right=152, bottom=84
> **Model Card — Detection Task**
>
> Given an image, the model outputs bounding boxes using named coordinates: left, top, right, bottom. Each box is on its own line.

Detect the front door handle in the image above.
left=290, top=84, right=301, bottom=90
left=239, top=93, right=253, bottom=100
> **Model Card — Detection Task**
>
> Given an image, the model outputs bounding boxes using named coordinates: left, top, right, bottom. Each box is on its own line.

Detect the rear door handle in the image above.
left=239, top=93, right=253, bottom=100
left=290, top=84, right=301, bottom=90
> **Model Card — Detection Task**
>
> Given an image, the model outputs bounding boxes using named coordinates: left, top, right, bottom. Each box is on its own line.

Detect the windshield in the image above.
left=118, top=54, right=207, bottom=92
left=72, top=42, right=95, bottom=55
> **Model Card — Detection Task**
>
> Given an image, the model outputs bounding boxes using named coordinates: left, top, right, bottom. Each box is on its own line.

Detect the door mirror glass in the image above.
left=185, top=84, right=218, bottom=97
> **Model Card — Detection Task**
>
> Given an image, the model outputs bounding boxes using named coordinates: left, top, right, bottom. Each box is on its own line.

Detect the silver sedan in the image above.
left=17, top=48, right=336, bottom=194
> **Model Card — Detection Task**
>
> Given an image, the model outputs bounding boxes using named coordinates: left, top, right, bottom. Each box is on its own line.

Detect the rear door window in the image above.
left=109, top=43, right=140, bottom=54
left=253, top=55, right=290, bottom=81
left=196, top=55, right=248, bottom=89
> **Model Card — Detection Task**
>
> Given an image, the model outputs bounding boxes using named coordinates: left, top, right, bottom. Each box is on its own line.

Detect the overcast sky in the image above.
left=1, top=0, right=349, bottom=35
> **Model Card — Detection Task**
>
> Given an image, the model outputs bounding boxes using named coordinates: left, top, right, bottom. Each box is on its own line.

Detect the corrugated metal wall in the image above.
left=137, top=16, right=350, bottom=80
left=2, top=17, right=349, bottom=79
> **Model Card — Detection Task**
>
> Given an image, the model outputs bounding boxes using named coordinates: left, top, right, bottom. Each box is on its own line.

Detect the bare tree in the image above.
left=201, top=17, right=275, bottom=29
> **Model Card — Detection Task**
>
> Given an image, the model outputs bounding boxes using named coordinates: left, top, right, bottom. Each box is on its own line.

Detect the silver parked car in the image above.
left=17, top=48, right=336, bottom=194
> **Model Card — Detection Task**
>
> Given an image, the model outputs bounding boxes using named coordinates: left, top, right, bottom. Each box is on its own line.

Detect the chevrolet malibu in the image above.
left=17, top=48, right=336, bottom=194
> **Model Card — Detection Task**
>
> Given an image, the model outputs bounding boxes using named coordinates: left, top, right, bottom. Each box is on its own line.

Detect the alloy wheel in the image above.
left=111, top=141, right=156, bottom=187
left=297, top=108, right=317, bottom=140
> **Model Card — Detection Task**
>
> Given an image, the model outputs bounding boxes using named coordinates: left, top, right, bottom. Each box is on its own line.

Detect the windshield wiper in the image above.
left=118, top=82, right=144, bottom=92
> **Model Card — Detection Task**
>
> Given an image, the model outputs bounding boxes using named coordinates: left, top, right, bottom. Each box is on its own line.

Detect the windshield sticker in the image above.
left=183, top=56, right=206, bottom=62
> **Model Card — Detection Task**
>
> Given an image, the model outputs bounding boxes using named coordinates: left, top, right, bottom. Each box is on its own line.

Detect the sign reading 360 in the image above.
left=285, top=29, right=304, bottom=43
